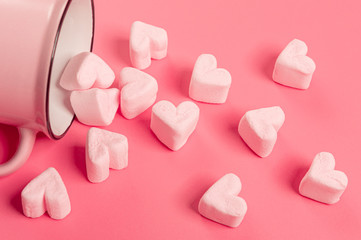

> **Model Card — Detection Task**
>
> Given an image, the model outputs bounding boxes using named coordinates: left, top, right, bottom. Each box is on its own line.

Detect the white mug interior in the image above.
left=47, top=0, right=94, bottom=138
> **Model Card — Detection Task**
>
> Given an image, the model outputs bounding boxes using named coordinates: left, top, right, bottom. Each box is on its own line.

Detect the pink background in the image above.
left=1, top=0, right=361, bottom=239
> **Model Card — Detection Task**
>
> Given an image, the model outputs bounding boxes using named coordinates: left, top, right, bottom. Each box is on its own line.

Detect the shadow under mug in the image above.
left=0, top=0, right=94, bottom=176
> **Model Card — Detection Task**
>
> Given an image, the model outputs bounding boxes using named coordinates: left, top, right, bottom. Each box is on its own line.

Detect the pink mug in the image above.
left=0, top=0, right=94, bottom=176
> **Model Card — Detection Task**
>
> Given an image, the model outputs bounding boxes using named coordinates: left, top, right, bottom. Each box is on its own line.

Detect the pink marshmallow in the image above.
left=129, top=21, right=168, bottom=69
left=119, top=67, right=158, bottom=119
left=86, top=127, right=128, bottom=183
left=60, top=52, right=115, bottom=90
left=150, top=100, right=199, bottom=151
left=238, top=106, right=285, bottom=157
left=198, top=173, right=247, bottom=228
left=299, top=152, right=348, bottom=204
left=273, top=39, right=316, bottom=89
left=189, top=54, right=232, bottom=104
left=21, top=167, right=71, bottom=220
left=70, top=88, right=119, bottom=126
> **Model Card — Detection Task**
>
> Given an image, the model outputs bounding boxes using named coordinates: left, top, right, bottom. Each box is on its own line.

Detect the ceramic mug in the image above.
left=0, top=0, right=95, bottom=176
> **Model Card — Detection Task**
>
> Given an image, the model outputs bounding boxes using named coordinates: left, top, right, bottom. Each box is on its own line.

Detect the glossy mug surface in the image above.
left=0, top=0, right=94, bottom=176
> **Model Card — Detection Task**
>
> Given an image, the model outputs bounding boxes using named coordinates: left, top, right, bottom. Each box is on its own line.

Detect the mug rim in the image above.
left=45, top=0, right=95, bottom=140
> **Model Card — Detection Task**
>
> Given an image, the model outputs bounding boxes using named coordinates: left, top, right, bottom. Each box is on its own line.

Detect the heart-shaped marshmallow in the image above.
left=70, top=88, right=119, bottom=126
left=21, top=167, right=71, bottom=220
left=150, top=100, right=199, bottom=151
left=129, top=21, right=168, bottom=70
left=189, top=54, right=232, bottom=104
left=272, top=39, right=316, bottom=89
left=60, top=52, right=115, bottom=90
left=299, top=152, right=348, bottom=204
left=198, top=173, right=247, bottom=228
left=238, top=106, right=285, bottom=157
left=86, top=128, right=128, bottom=183
left=119, top=67, right=158, bottom=119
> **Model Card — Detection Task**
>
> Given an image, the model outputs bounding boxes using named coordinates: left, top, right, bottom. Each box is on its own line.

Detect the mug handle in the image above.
left=0, top=128, right=37, bottom=177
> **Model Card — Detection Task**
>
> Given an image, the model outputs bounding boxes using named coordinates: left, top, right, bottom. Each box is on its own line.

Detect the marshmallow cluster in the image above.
left=19, top=21, right=349, bottom=228
left=60, top=52, right=119, bottom=126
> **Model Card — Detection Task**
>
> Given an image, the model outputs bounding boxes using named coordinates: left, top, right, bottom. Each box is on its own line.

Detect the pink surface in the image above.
left=1, top=0, right=361, bottom=239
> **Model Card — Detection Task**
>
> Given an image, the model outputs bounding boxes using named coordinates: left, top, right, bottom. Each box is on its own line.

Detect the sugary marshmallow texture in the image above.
left=198, top=173, right=247, bottom=228
left=119, top=67, right=158, bottom=119
left=60, top=52, right=115, bottom=90
left=189, top=54, right=232, bottom=104
left=150, top=100, right=199, bottom=151
left=86, top=128, right=128, bottom=183
left=129, top=21, right=168, bottom=69
left=21, top=167, right=71, bottom=220
left=238, top=106, right=285, bottom=157
left=273, top=39, right=316, bottom=89
left=299, top=152, right=348, bottom=204
left=70, top=88, right=119, bottom=126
